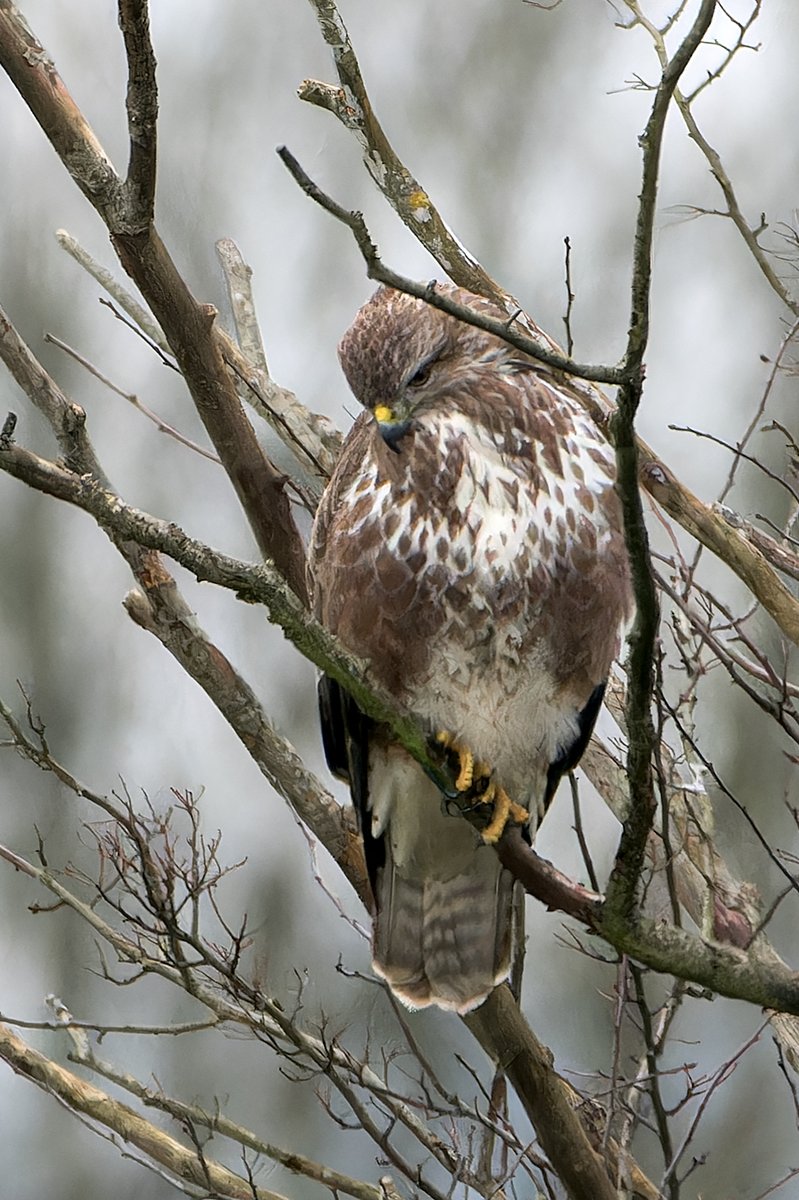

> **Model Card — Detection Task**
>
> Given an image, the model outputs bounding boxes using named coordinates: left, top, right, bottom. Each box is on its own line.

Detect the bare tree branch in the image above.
left=0, top=1023, right=293, bottom=1200
left=0, top=305, right=367, bottom=903
left=71, top=1038, right=387, bottom=1200
left=275, top=146, right=799, bottom=650
left=118, top=0, right=158, bottom=227
left=3, top=436, right=799, bottom=1017
left=466, top=987, right=660, bottom=1200
left=55, top=228, right=171, bottom=353
left=277, top=143, right=621, bottom=385
left=2, top=5, right=799, bottom=1198
left=0, top=0, right=308, bottom=599
left=604, top=0, right=717, bottom=927
left=625, top=0, right=798, bottom=317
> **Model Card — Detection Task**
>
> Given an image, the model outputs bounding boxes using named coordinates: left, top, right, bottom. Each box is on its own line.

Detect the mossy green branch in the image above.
left=0, top=440, right=448, bottom=792
left=598, top=912, right=799, bottom=1015
left=4, top=435, right=799, bottom=1016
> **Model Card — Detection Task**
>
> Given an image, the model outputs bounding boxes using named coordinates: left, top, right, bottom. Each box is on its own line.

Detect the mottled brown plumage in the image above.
left=310, top=285, right=631, bottom=1013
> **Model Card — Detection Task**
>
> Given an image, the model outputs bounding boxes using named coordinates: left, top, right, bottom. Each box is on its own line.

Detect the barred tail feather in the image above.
left=372, top=853, right=515, bottom=1013
left=366, top=747, right=518, bottom=1012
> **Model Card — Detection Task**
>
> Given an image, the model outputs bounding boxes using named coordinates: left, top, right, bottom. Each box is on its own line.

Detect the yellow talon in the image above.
left=509, top=799, right=528, bottom=823
left=436, top=731, right=474, bottom=792
left=481, top=783, right=528, bottom=845
left=436, top=733, right=527, bottom=841
left=455, top=750, right=474, bottom=791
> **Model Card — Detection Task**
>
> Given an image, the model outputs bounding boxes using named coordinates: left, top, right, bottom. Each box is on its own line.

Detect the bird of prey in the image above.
left=309, top=285, right=631, bottom=1014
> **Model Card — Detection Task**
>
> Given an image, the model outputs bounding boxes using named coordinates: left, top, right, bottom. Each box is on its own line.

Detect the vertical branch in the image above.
left=606, top=0, right=717, bottom=924
left=118, top=0, right=158, bottom=227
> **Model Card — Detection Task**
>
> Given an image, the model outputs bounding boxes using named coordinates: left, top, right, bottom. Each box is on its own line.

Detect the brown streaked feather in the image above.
left=310, top=284, right=632, bottom=1012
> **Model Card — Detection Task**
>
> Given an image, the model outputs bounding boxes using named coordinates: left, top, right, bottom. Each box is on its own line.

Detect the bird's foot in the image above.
left=435, top=730, right=477, bottom=792
left=435, top=731, right=527, bottom=843
left=476, top=780, right=528, bottom=844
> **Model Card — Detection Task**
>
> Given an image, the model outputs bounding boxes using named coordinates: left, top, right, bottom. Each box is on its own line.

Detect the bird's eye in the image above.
left=408, top=362, right=433, bottom=389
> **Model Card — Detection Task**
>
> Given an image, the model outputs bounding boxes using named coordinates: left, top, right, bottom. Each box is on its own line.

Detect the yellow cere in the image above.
left=374, top=405, right=395, bottom=424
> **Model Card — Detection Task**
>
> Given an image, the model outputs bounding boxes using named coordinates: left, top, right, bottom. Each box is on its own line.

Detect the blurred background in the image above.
left=1, top=1, right=798, bottom=1196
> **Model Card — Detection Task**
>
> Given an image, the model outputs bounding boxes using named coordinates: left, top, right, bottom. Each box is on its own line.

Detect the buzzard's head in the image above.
left=338, top=285, right=504, bottom=450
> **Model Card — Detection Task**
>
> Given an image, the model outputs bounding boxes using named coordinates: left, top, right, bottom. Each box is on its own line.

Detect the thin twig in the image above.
left=670, top=423, right=799, bottom=506
left=562, top=235, right=575, bottom=357
left=660, top=1018, right=770, bottom=1190
left=55, top=229, right=170, bottom=352
left=568, top=773, right=600, bottom=892
left=43, top=332, right=220, bottom=463
left=277, top=145, right=622, bottom=386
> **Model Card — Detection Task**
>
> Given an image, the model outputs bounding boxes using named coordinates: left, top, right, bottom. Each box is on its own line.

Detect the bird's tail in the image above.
left=372, top=852, right=516, bottom=1013
left=366, top=751, right=517, bottom=1013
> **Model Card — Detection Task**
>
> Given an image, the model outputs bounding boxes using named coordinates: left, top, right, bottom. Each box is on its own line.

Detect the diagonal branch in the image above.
left=277, top=145, right=621, bottom=385
left=301, top=0, right=499, bottom=303
left=123, top=588, right=371, bottom=911
left=465, top=988, right=618, bottom=1200
left=3, top=435, right=799, bottom=1016
left=0, top=0, right=307, bottom=599
left=0, top=304, right=367, bottom=904
left=276, top=147, right=799, bottom=649
left=624, top=0, right=798, bottom=318
left=641, top=457, right=799, bottom=645
left=68, top=1040, right=387, bottom=1200
left=0, top=1023, right=291, bottom=1200
left=55, top=226, right=338, bottom=495
left=0, top=438, right=448, bottom=802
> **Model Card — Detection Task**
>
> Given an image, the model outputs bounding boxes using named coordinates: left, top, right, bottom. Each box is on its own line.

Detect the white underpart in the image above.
left=341, top=402, right=618, bottom=815
left=424, top=405, right=614, bottom=573
left=425, top=408, right=614, bottom=805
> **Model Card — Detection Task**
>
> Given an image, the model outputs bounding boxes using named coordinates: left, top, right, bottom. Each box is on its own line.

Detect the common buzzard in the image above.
left=309, top=285, right=631, bottom=1013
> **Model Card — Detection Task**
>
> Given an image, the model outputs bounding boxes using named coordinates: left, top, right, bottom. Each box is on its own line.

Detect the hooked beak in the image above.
left=374, top=404, right=412, bottom=453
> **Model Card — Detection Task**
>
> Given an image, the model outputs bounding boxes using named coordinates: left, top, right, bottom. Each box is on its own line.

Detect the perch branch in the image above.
left=0, top=439, right=448, bottom=800
left=0, top=306, right=367, bottom=904
left=3, top=438, right=799, bottom=1015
